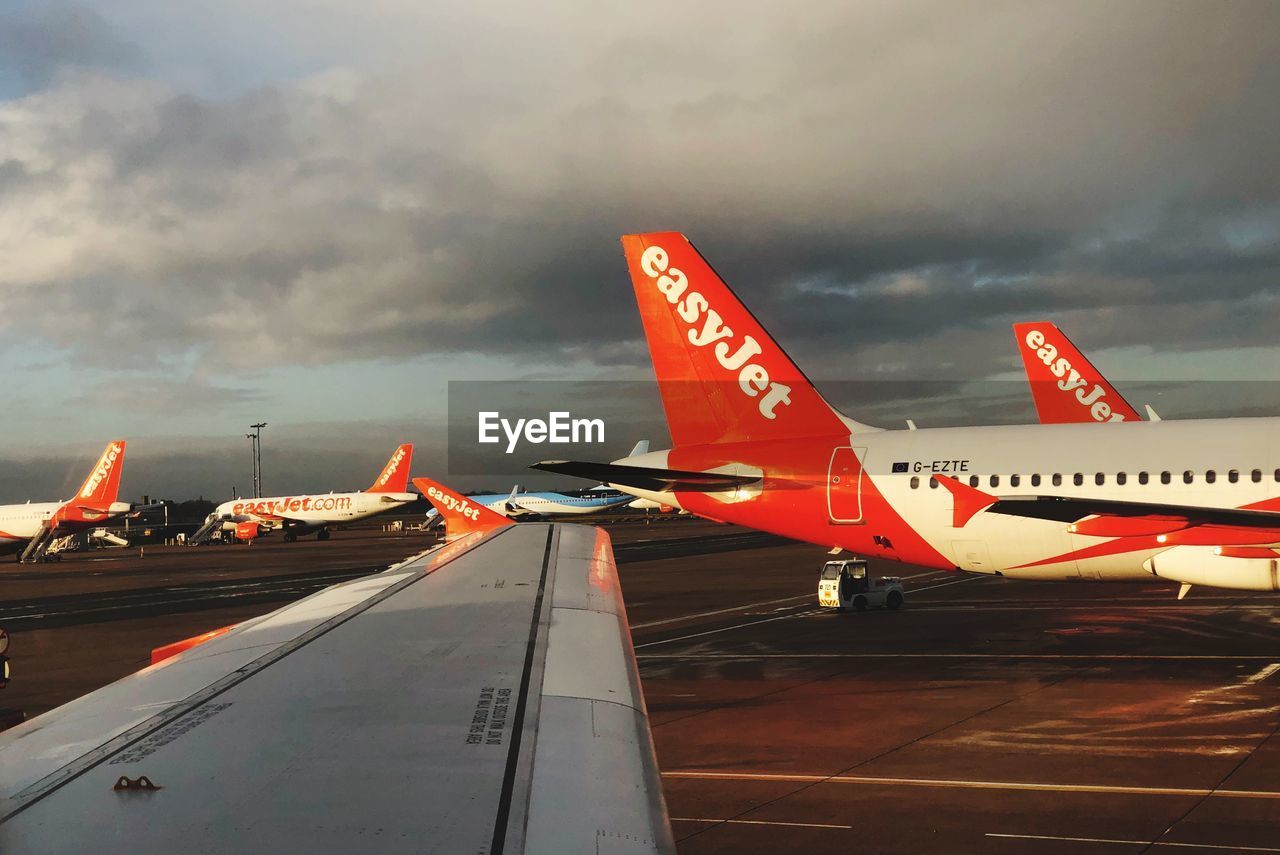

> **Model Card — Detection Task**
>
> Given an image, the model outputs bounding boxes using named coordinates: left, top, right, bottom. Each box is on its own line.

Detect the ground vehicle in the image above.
left=817, top=559, right=905, bottom=611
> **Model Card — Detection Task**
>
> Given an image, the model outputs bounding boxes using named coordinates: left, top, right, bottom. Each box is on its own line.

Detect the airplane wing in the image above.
left=532, top=460, right=761, bottom=492
left=1013, top=322, right=1142, bottom=424
left=0, top=523, right=674, bottom=854
left=502, top=501, right=548, bottom=518
left=934, top=474, right=1280, bottom=541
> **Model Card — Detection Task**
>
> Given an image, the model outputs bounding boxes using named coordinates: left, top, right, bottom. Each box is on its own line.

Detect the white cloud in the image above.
left=0, top=0, right=1277, bottom=447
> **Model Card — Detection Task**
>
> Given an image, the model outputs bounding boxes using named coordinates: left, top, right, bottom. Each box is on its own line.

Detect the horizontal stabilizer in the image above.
left=531, top=460, right=760, bottom=493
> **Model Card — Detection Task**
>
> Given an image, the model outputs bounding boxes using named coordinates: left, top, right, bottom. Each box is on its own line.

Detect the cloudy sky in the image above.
left=1, top=0, right=1278, bottom=500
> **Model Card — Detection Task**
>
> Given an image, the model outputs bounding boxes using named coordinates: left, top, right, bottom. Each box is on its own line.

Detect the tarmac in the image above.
left=3, top=518, right=1279, bottom=853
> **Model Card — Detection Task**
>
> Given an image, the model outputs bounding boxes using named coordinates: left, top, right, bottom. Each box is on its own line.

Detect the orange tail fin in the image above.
left=368, top=443, right=414, bottom=493
left=1013, top=322, right=1140, bottom=424
left=413, top=476, right=512, bottom=542
left=621, top=232, right=859, bottom=447
left=75, top=441, right=127, bottom=509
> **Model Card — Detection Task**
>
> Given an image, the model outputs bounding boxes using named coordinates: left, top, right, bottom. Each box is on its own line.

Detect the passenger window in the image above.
left=1183, top=470, right=1194, bottom=484
left=1274, top=469, right=1280, bottom=482
left=1073, top=473, right=1083, bottom=486
left=1205, top=470, right=1216, bottom=484
left=1010, top=474, right=1021, bottom=487
left=990, top=475, right=1000, bottom=488
left=929, top=477, right=939, bottom=489
left=969, top=475, right=979, bottom=487
left=1161, top=471, right=1171, bottom=485
left=1052, top=473, right=1062, bottom=487
left=1253, top=469, right=1263, bottom=483
left=1228, top=470, right=1239, bottom=484
left=1031, top=474, right=1041, bottom=487
left=910, top=476, right=920, bottom=489
left=1116, top=472, right=1127, bottom=485
left=1138, top=471, right=1149, bottom=485
left=1095, top=473, right=1105, bottom=486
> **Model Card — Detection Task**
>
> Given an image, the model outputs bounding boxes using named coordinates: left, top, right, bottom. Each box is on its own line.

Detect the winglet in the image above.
left=413, top=476, right=512, bottom=542
left=1013, top=322, right=1141, bottom=424
left=75, top=441, right=127, bottom=510
left=933, top=475, right=998, bottom=528
left=368, top=443, right=413, bottom=493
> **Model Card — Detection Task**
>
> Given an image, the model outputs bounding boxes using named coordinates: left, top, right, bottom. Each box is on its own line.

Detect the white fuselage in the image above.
left=0, top=502, right=63, bottom=545
left=615, top=417, right=1280, bottom=588
left=0, top=500, right=133, bottom=551
left=505, top=494, right=634, bottom=517
left=212, top=491, right=416, bottom=532
left=862, top=418, right=1276, bottom=581
left=430, top=491, right=635, bottom=521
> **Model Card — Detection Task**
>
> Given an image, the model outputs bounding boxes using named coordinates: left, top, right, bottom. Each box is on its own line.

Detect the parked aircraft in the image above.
left=192, top=444, right=415, bottom=543
left=0, top=441, right=131, bottom=563
left=424, top=483, right=634, bottom=523
left=423, top=441, right=648, bottom=524
left=536, top=232, right=1280, bottom=596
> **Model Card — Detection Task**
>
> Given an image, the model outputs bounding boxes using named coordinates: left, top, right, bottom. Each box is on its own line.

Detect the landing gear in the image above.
left=317, top=529, right=331, bottom=542
left=283, top=530, right=298, bottom=543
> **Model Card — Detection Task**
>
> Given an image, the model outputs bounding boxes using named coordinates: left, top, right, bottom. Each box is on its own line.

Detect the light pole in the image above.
left=246, top=435, right=257, bottom=498
left=247, top=423, right=267, bottom=497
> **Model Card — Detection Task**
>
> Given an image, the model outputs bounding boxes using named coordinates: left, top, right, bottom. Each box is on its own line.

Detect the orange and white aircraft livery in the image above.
left=535, top=233, right=1280, bottom=596
left=0, top=441, right=131, bottom=562
left=1013, top=321, right=1142, bottom=424
left=195, top=444, right=415, bottom=543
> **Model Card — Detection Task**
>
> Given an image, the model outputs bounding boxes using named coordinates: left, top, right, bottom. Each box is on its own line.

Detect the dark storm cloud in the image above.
left=2, top=0, right=1279, bottom=387
left=0, top=4, right=141, bottom=90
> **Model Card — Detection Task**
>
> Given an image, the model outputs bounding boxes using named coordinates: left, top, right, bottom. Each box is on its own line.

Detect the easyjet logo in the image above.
left=233, top=495, right=353, bottom=515
left=639, top=245, right=792, bottom=420
left=426, top=485, right=482, bottom=521
left=378, top=448, right=407, bottom=485
left=80, top=443, right=123, bottom=498
left=1023, top=329, right=1126, bottom=422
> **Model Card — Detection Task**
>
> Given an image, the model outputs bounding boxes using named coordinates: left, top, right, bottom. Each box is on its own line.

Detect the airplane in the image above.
left=1013, top=321, right=1152, bottom=424
left=0, top=475, right=674, bottom=852
left=424, top=483, right=635, bottom=523
left=423, top=441, right=648, bottom=524
left=535, top=232, right=1280, bottom=597
left=0, top=441, right=131, bottom=563
left=192, top=443, right=415, bottom=543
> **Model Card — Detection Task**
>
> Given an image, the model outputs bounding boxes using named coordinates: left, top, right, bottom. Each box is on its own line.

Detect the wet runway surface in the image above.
left=623, top=546, right=1280, bottom=854
left=3, top=519, right=1279, bottom=852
